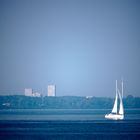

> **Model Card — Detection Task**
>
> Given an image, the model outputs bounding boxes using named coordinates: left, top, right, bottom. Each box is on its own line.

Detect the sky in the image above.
left=0, top=0, right=140, bottom=97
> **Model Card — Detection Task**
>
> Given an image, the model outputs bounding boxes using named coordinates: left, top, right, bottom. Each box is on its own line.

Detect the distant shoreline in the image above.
left=0, top=95, right=139, bottom=109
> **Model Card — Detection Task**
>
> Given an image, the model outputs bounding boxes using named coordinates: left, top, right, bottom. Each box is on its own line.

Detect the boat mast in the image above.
left=116, top=80, right=117, bottom=95
left=121, top=79, right=123, bottom=98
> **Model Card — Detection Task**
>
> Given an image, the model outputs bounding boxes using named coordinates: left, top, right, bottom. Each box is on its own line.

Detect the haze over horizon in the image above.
left=0, top=0, right=140, bottom=97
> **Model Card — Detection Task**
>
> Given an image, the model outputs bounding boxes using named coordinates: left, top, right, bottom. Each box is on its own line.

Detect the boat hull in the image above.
left=105, top=113, right=124, bottom=120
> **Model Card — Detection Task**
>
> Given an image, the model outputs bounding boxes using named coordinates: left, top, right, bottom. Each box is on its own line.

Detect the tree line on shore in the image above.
left=0, top=95, right=139, bottom=109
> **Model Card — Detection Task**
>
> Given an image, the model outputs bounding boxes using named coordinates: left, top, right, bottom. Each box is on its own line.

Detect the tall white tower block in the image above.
left=25, top=88, right=33, bottom=96
left=48, top=85, right=56, bottom=96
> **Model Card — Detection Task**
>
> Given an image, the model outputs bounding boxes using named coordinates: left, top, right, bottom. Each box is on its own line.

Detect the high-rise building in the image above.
left=25, top=88, right=33, bottom=96
left=48, top=85, right=56, bottom=96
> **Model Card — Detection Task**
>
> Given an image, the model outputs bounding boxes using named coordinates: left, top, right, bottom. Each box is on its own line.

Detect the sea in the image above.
left=0, top=109, right=140, bottom=140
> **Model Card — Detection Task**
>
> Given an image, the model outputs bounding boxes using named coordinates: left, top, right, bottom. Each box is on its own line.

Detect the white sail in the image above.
left=118, top=89, right=124, bottom=115
left=111, top=92, right=118, bottom=113
left=111, top=80, right=118, bottom=113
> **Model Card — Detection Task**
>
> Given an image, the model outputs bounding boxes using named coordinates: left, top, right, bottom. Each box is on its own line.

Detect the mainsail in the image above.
left=112, top=80, right=118, bottom=114
left=112, top=92, right=118, bottom=113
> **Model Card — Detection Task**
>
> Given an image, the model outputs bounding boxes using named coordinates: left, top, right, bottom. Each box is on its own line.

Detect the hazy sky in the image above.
left=0, top=0, right=140, bottom=97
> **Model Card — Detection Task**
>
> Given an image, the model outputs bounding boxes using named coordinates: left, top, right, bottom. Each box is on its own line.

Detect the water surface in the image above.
left=0, top=109, right=140, bottom=140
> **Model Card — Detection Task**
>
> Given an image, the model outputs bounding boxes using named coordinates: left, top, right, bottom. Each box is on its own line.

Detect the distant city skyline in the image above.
left=0, top=0, right=140, bottom=97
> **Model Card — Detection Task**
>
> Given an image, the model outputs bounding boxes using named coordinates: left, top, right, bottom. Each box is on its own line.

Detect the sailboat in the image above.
left=105, top=80, right=124, bottom=120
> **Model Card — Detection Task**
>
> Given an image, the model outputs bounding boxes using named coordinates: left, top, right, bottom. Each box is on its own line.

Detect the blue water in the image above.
left=0, top=109, right=140, bottom=140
